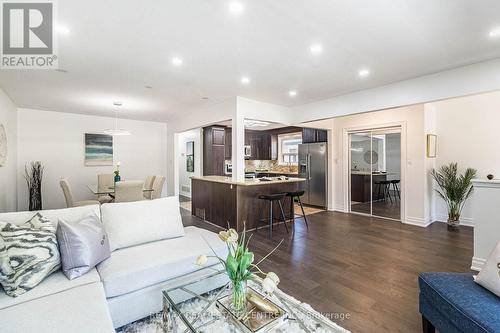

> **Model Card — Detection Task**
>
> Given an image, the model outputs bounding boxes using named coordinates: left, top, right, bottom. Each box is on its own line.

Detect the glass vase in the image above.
left=230, top=280, right=247, bottom=314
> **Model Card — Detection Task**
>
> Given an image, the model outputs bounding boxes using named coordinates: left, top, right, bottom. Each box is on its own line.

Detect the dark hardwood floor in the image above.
left=181, top=209, right=473, bottom=333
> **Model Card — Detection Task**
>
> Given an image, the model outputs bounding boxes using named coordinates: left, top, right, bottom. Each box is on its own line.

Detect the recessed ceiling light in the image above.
left=228, top=1, right=244, bottom=15
left=201, top=97, right=209, bottom=100
left=489, top=27, right=500, bottom=38
left=144, top=85, right=153, bottom=89
left=171, top=57, right=183, bottom=66
left=113, top=101, right=123, bottom=107
left=358, top=68, right=370, bottom=78
left=55, top=24, right=70, bottom=36
left=240, top=76, right=250, bottom=85
left=310, top=43, right=323, bottom=55
left=288, top=90, right=297, bottom=97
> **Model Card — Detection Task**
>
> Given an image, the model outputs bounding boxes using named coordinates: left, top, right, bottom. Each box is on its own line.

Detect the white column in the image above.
left=471, top=179, right=500, bottom=271
left=232, top=115, right=245, bottom=182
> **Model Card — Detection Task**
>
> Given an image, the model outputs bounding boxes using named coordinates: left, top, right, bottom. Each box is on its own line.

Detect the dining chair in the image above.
left=98, top=174, right=114, bottom=204
left=60, top=179, right=100, bottom=208
left=143, top=176, right=156, bottom=200
left=114, top=180, right=145, bottom=203
left=151, top=176, right=165, bottom=199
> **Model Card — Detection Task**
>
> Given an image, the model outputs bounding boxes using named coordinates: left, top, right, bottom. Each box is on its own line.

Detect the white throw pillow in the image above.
left=101, top=197, right=185, bottom=251
left=475, top=240, right=500, bottom=297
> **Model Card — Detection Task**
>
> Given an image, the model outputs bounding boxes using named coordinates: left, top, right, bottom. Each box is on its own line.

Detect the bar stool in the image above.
left=390, top=179, right=401, bottom=200
left=374, top=180, right=392, bottom=203
left=285, top=190, right=309, bottom=229
left=257, top=193, right=289, bottom=238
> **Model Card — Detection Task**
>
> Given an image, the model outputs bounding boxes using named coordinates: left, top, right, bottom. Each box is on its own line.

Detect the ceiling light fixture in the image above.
left=358, top=68, right=370, bottom=78
left=288, top=90, right=297, bottom=97
left=489, top=27, right=500, bottom=38
left=310, top=43, right=323, bottom=55
left=171, top=57, right=183, bottom=66
left=240, top=76, right=250, bottom=85
left=104, top=102, right=131, bottom=136
left=228, top=1, right=244, bottom=15
left=244, top=119, right=271, bottom=128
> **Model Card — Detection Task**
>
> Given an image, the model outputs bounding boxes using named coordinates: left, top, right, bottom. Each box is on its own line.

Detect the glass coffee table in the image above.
left=161, top=270, right=349, bottom=333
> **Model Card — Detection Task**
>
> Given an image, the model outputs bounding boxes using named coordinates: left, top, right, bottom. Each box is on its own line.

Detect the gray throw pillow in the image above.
left=0, top=213, right=61, bottom=297
left=57, top=212, right=111, bottom=280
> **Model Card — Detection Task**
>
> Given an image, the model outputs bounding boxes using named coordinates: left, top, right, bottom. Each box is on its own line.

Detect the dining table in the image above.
left=87, top=184, right=154, bottom=195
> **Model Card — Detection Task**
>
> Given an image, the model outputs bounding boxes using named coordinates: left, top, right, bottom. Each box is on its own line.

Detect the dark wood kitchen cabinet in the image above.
left=225, top=128, right=232, bottom=159
left=203, top=126, right=226, bottom=176
left=302, top=128, right=328, bottom=143
left=245, top=130, right=272, bottom=160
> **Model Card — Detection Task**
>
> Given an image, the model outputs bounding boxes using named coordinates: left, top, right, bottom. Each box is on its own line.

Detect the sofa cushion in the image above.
left=0, top=205, right=100, bottom=228
left=0, top=213, right=61, bottom=297
left=0, top=282, right=114, bottom=333
left=475, top=240, right=500, bottom=297
left=0, top=269, right=100, bottom=310
left=101, top=197, right=185, bottom=251
left=419, top=272, right=500, bottom=333
left=57, top=212, right=111, bottom=280
left=97, top=226, right=228, bottom=298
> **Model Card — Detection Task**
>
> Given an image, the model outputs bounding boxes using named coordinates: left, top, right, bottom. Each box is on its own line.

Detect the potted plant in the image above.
left=196, top=227, right=282, bottom=314
left=114, top=161, right=121, bottom=183
left=430, top=162, right=476, bottom=229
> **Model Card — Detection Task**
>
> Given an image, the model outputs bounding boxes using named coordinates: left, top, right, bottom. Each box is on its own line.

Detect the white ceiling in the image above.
left=1, top=0, right=500, bottom=122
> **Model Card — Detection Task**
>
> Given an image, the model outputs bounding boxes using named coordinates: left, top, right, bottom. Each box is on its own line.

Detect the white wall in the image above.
left=331, top=104, right=428, bottom=226
left=0, top=89, right=17, bottom=212
left=177, top=128, right=201, bottom=198
left=17, top=108, right=167, bottom=210
left=426, top=90, right=500, bottom=226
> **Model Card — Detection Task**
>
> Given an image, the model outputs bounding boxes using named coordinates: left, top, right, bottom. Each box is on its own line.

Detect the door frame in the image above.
left=343, top=121, right=407, bottom=223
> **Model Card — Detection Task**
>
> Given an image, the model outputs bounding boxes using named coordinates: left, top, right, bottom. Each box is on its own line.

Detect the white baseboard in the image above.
left=471, top=257, right=486, bottom=271
left=404, top=216, right=432, bottom=227
left=332, top=204, right=347, bottom=213
left=433, top=215, right=474, bottom=227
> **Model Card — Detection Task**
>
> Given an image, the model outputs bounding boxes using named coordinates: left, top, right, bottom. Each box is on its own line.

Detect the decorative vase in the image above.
left=447, top=216, right=460, bottom=230
left=230, top=280, right=247, bottom=314
left=114, top=174, right=121, bottom=183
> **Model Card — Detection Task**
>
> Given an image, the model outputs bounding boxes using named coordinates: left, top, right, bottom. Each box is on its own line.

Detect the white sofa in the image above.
left=0, top=199, right=228, bottom=332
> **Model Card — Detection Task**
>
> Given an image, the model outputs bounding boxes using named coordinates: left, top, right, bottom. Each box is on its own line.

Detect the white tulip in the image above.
left=262, top=277, right=277, bottom=294
left=195, top=255, right=208, bottom=266
left=266, top=272, right=280, bottom=285
left=227, top=228, right=239, bottom=243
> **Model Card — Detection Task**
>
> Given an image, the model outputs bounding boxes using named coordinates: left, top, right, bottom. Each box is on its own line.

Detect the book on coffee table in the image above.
left=215, top=287, right=287, bottom=333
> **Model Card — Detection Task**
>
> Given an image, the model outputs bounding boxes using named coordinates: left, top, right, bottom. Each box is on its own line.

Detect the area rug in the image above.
left=118, top=290, right=350, bottom=333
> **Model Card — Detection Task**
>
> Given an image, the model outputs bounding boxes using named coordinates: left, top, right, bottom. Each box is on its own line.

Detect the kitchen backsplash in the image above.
left=245, top=160, right=298, bottom=173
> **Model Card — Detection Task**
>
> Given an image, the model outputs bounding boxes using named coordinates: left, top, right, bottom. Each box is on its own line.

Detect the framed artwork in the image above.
left=85, top=133, right=113, bottom=166
left=427, top=134, right=437, bottom=158
left=186, top=141, right=194, bottom=172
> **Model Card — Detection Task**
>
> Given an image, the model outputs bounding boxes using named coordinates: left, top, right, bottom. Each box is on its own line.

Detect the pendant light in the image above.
left=104, top=101, right=131, bottom=136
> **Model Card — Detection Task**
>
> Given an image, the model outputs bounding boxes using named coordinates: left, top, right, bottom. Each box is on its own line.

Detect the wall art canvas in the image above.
left=85, top=133, right=113, bottom=166
left=186, top=141, right=194, bottom=172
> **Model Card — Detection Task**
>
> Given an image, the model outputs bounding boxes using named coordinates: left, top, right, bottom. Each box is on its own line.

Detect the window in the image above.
left=278, top=133, right=302, bottom=165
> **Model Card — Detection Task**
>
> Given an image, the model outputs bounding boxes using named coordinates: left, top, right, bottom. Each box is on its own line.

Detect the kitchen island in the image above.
left=191, top=176, right=306, bottom=231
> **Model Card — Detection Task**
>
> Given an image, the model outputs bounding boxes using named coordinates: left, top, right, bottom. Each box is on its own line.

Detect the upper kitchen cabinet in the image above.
left=203, top=126, right=226, bottom=176
left=302, top=128, right=328, bottom=143
left=246, top=130, right=272, bottom=160
left=225, top=128, right=232, bottom=159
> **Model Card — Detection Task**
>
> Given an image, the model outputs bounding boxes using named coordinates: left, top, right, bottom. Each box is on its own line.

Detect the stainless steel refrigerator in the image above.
left=298, top=142, right=327, bottom=207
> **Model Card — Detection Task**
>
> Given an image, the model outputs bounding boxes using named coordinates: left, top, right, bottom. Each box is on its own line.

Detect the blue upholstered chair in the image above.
left=419, top=272, right=500, bottom=333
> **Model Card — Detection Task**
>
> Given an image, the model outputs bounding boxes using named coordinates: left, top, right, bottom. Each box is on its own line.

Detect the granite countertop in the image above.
left=191, top=175, right=306, bottom=186
left=250, top=170, right=299, bottom=175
